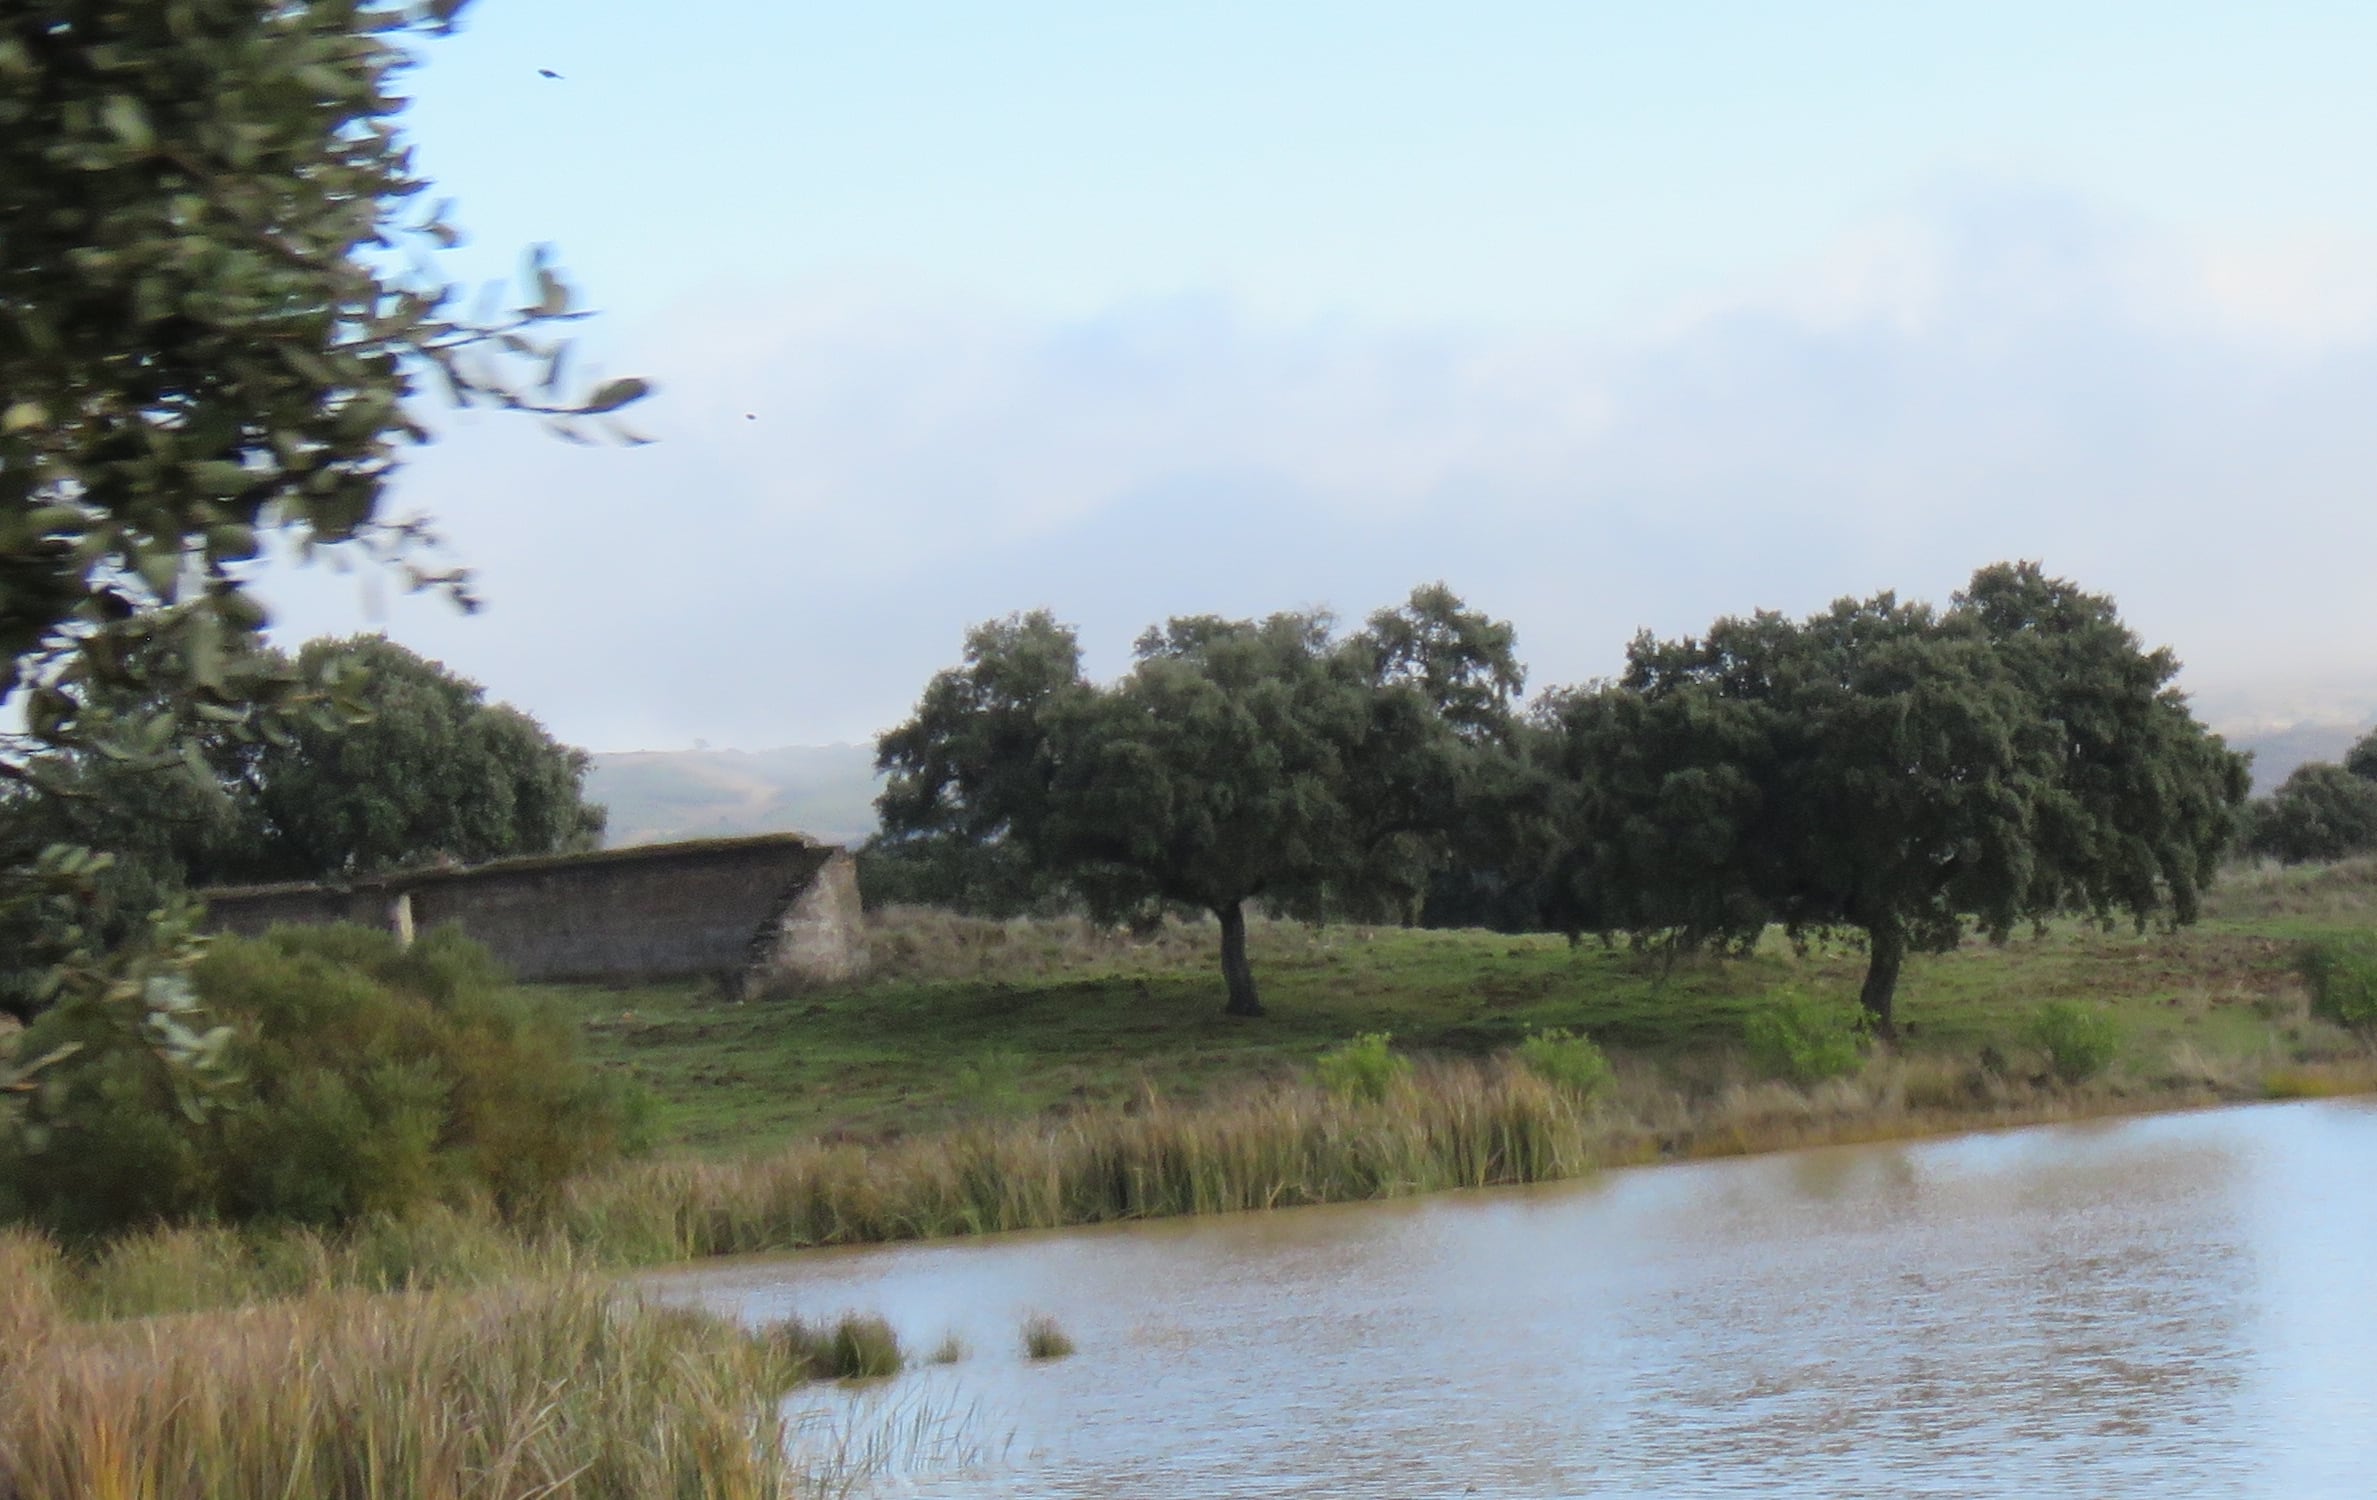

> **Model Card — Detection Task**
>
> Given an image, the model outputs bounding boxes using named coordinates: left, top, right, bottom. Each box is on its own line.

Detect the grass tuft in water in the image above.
left=825, top=1313, right=905, bottom=1380
left=1020, top=1312, right=1075, bottom=1360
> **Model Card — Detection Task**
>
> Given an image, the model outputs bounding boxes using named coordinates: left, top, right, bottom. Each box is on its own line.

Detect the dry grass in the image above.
left=0, top=1231, right=853, bottom=1500
left=2201, top=855, right=2377, bottom=925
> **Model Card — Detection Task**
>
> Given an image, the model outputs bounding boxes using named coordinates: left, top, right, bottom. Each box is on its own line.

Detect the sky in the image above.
left=260, top=1, right=2377, bottom=751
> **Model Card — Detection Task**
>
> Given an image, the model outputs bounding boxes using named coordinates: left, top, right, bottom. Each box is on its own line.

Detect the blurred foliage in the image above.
left=0, top=1, right=640, bottom=1155
left=1, top=926, right=646, bottom=1236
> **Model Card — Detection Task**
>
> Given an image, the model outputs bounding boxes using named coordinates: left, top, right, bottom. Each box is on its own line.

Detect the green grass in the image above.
left=548, top=860, right=2377, bottom=1155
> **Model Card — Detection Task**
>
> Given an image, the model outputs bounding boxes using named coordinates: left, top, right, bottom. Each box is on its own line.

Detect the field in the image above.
left=551, top=859, right=2377, bottom=1155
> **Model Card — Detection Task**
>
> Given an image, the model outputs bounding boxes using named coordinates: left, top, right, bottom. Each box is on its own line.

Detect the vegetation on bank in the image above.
left=2, top=926, right=645, bottom=1239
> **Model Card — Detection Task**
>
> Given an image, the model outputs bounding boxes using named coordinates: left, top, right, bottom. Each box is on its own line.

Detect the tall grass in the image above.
left=563, top=1058, right=1603, bottom=1259
left=0, top=1231, right=856, bottom=1500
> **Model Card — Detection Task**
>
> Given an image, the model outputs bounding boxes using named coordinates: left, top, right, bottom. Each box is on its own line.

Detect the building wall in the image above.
left=200, top=834, right=868, bottom=992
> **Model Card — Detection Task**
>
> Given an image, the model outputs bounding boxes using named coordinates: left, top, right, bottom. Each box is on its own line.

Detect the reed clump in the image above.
left=0, top=1229, right=827, bottom=1500
left=824, top=1312, right=906, bottom=1379
left=1020, top=1313, right=1075, bottom=1360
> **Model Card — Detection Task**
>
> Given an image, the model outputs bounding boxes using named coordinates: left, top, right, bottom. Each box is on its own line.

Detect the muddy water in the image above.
left=650, top=1100, right=2377, bottom=1497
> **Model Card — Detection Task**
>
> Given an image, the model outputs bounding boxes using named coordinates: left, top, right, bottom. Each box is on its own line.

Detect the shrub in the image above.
left=2295, top=937, right=2377, bottom=1030
left=1742, top=991, right=1866, bottom=1085
left=1021, top=1312, right=1075, bottom=1360
left=2029, top=1001, right=2122, bottom=1084
left=0, top=925, right=643, bottom=1237
left=1515, top=1028, right=1612, bottom=1100
left=1314, top=1032, right=1409, bottom=1103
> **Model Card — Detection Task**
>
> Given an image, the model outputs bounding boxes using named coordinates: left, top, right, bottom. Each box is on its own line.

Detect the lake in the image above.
left=649, top=1099, right=2377, bottom=1497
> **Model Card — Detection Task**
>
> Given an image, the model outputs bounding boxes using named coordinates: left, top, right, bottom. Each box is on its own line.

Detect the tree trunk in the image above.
left=1218, top=900, right=1264, bottom=1017
left=1859, top=920, right=1905, bottom=1038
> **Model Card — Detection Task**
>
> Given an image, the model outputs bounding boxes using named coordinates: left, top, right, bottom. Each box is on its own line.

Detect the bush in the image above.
left=1314, top=1032, right=1409, bottom=1103
left=0, top=925, right=644, bottom=1237
left=1514, top=1028, right=1612, bottom=1100
left=2029, top=1001, right=2122, bottom=1084
left=1743, top=991, right=1866, bottom=1085
left=2295, top=937, right=2377, bottom=1030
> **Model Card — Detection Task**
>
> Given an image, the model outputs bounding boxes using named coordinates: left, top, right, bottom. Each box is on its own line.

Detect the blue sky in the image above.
left=265, top=1, right=2377, bottom=749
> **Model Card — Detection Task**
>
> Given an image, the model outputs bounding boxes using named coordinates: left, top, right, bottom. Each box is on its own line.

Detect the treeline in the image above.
left=2240, top=733, right=2377, bottom=864
left=869, top=563, right=2251, bottom=1031
left=0, top=635, right=603, bottom=1017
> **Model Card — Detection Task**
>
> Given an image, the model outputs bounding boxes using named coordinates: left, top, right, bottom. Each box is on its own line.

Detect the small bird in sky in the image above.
left=538, top=68, right=563, bottom=79
left=745, top=413, right=757, bottom=421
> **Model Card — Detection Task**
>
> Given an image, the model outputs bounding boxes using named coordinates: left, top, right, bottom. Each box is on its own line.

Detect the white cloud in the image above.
left=260, top=176, right=2377, bottom=751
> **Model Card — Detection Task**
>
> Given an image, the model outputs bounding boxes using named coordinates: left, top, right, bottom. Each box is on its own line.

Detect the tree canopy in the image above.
left=239, top=636, right=604, bottom=882
left=2245, top=763, right=2377, bottom=865
left=2345, top=728, right=2377, bottom=785
left=0, top=636, right=603, bottom=1017
left=1535, top=564, right=2247, bottom=1032
left=2, top=1, right=642, bottom=798
left=876, top=587, right=1524, bottom=1016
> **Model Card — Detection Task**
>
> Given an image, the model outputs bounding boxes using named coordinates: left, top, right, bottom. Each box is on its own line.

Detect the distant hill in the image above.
left=586, top=744, right=880, bottom=847
left=584, top=720, right=2369, bottom=849
left=2225, top=721, right=2371, bottom=795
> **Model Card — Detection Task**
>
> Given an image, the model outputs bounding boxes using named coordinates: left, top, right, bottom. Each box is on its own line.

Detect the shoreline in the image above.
left=568, top=1049, right=2377, bottom=1274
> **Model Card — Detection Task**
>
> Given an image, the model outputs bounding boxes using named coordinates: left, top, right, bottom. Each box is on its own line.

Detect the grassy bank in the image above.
left=552, top=859, right=2377, bottom=1152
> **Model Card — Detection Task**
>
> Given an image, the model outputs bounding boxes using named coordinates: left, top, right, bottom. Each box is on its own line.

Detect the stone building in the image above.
left=200, top=832, right=866, bottom=995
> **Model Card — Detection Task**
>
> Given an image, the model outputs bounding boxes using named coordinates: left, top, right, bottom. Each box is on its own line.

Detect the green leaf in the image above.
left=100, top=94, right=154, bottom=150
left=190, top=460, right=253, bottom=497
left=582, top=377, right=651, bottom=414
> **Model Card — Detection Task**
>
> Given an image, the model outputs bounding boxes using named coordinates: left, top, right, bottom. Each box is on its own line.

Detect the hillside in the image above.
left=584, top=744, right=880, bottom=847
left=2227, top=721, right=2370, bottom=794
